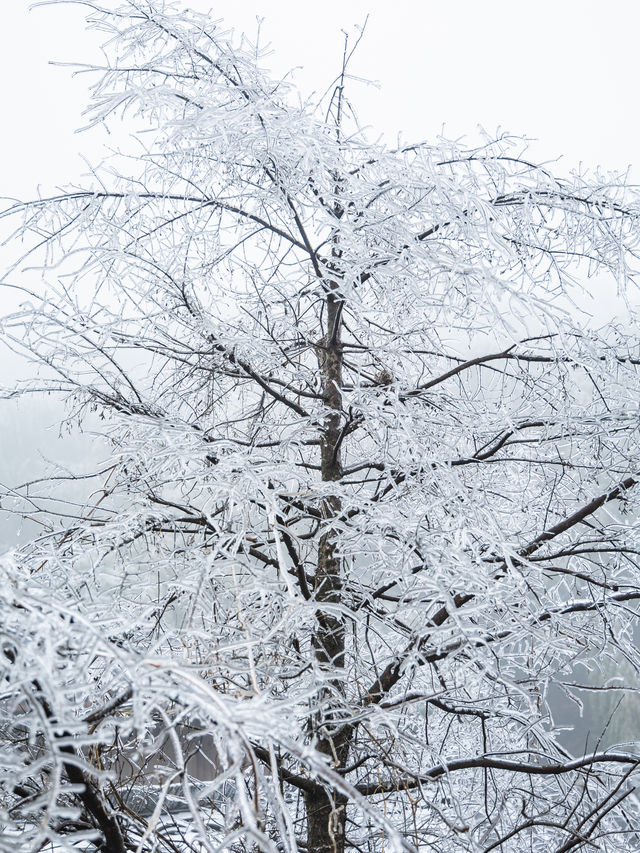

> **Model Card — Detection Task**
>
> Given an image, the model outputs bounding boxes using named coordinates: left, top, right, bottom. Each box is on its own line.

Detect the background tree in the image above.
left=3, top=2, right=640, bottom=851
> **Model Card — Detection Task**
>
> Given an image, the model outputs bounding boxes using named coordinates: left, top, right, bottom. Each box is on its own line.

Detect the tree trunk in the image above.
left=305, top=787, right=347, bottom=853
left=306, top=289, right=348, bottom=853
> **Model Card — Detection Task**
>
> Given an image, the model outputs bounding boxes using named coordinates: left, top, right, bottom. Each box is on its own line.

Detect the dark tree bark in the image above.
left=306, top=288, right=349, bottom=853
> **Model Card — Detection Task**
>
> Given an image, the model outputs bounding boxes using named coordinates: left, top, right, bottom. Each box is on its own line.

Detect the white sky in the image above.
left=1, top=0, right=639, bottom=202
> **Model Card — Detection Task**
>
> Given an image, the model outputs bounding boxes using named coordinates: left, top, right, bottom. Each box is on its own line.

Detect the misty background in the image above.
left=1, top=0, right=639, bottom=757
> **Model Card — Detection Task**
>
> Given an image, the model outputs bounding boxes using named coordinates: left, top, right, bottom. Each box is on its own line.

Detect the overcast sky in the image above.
left=1, top=0, right=638, bottom=333
left=1, top=0, right=639, bottom=203
left=1, top=0, right=637, bottom=340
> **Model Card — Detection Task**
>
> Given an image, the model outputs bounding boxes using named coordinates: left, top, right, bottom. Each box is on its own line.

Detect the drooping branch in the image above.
left=356, top=750, right=640, bottom=795
left=358, top=473, right=640, bottom=706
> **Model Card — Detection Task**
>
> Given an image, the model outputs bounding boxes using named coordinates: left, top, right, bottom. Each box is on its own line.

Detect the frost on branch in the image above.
left=0, top=557, right=402, bottom=852
left=2, top=1, right=640, bottom=851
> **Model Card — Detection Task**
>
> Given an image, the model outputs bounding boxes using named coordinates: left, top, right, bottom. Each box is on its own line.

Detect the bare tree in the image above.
left=3, top=3, right=640, bottom=852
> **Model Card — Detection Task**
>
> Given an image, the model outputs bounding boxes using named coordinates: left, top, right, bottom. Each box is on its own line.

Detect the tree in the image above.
left=3, top=2, right=640, bottom=851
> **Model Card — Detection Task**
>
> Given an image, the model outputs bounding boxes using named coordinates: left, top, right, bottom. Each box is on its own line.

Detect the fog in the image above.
left=1, top=0, right=639, bottom=757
